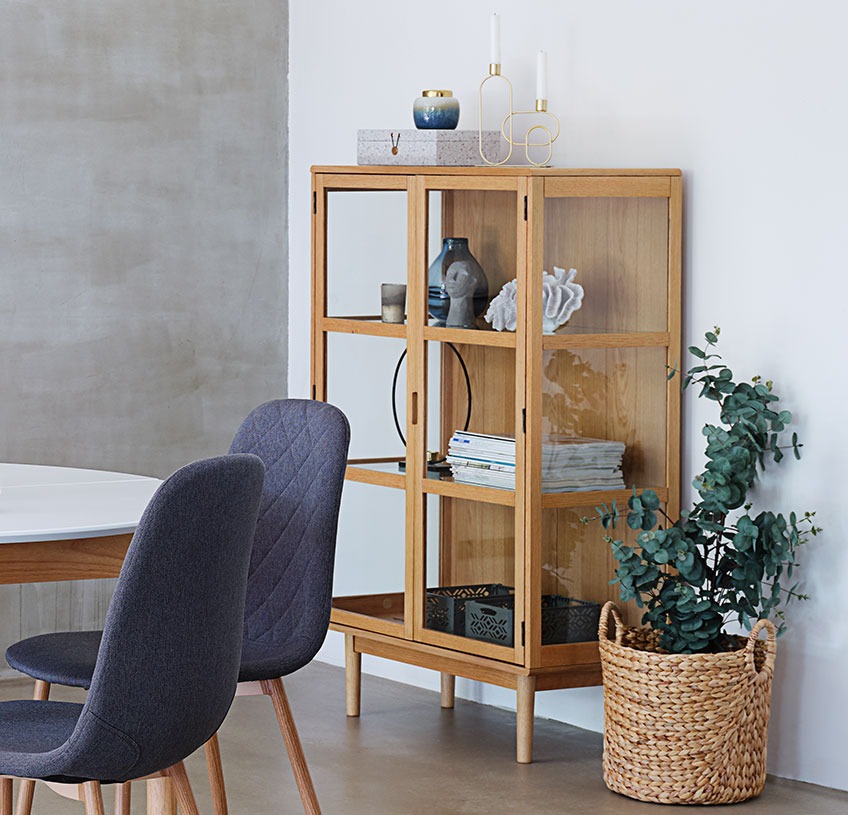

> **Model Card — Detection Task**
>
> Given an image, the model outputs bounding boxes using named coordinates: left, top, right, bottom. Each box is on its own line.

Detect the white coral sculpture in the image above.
left=484, top=267, right=583, bottom=334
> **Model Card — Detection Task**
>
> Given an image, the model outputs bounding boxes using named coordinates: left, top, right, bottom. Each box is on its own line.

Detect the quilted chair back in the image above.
left=56, top=454, right=264, bottom=782
left=229, top=399, right=350, bottom=679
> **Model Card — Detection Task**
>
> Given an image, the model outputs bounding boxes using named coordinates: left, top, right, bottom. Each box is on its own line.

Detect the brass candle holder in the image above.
left=479, top=65, right=560, bottom=167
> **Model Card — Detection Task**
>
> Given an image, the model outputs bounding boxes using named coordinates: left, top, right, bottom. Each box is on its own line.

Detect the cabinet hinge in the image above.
left=313, top=190, right=317, bottom=215
left=521, top=621, right=526, bottom=647
left=522, top=408, right=526, bottom=433
left=523, top=195, right=528, bottom=221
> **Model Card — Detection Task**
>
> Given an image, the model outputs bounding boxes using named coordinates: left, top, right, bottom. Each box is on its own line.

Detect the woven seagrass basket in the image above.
left=598, top=601, right=777, bottom=805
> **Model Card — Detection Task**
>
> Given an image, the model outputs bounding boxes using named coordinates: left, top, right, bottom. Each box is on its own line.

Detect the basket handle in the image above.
left=599, top=601, right=624, bottom=645
left=744, top=618, right=777, bottom=680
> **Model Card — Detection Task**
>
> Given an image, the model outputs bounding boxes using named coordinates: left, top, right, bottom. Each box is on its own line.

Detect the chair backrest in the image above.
left=56, top=454, right=264, bottom=782
left=229, top=399, right=350, bottom=674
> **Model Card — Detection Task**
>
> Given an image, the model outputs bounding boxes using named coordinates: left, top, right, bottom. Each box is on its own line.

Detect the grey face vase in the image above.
left=427, top=238, right=488, bottom=326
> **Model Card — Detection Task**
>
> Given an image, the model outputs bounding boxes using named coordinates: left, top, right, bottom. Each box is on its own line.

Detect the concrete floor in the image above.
left=1, top=662, right=846, bottom=814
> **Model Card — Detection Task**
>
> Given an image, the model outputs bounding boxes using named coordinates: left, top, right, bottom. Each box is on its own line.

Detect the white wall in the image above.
left=289, top=0, right=848, bottom=790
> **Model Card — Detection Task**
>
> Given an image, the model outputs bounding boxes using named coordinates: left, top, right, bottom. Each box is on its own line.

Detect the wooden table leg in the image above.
left=345, top=634, right=361, bottom=717
left=516, top=675, right=536, bottom=764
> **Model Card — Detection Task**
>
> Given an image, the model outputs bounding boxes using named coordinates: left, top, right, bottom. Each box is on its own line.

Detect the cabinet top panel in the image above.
left=311, top=165, right=681, bottom=177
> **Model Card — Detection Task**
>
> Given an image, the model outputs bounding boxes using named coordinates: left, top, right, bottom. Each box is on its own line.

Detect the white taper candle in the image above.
left=536, top=50, right=548, bottom=100
left=490, top=14, right=501, bottom=64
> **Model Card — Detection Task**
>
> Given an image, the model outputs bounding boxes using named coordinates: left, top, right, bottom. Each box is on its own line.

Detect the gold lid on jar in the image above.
left=421, top=89, right=453, bottom=97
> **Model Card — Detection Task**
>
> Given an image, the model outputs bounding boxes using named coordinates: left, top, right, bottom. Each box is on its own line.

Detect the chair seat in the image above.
left=0, top=700, right=83, bottom=779
left=6, top=631, right=313, bottom=688
left=5, top=631, right=102, bottom=689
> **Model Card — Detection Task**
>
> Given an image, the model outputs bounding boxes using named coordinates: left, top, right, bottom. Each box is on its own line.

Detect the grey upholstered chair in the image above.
left=0, top=454, right=264, bottom=815
left=6, top=399, right=350, bottom=815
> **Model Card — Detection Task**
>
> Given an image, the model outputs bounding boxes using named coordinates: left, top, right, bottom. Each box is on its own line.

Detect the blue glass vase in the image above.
left=427, top=238, right=488, bottom=326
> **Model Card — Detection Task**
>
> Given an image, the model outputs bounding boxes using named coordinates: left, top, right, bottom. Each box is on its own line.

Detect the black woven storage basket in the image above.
left=425, top=584, right=513, bottom=635
left=465, top=594, right=600, bottom=646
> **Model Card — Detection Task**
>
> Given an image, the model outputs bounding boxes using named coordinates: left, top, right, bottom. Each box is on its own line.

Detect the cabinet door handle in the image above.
left=411, top=392, right=418, bottom=425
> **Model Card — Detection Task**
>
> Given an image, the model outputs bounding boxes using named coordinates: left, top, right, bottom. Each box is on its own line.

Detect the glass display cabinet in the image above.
left=311, top=166, right=682, bottom=762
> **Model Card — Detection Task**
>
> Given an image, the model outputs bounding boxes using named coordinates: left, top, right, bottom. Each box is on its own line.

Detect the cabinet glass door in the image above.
left=424, top=495, right=518, bottom=656
left=323, top=186, right=408, bottom=321
left=414, top=178, right=526, bottom=662
left=540, top=183, right=670, bottom=335
left=537, top=344, right=671, bottom=646
left=316, top=179, right=411, bottom=637
left=526, top=175, right=680, bottom=661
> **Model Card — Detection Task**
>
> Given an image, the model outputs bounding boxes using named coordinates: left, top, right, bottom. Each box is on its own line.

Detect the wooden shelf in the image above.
left=321, top=316, right=406, bottom=339
left=423, top=326, right=517, bottom=348
left=542, top=330, right=670, bottom=350
left=345, top=461, right=406, bottom=490
left=541, top=486, right=669, bottom=510
left=422, top=477, right=517, bottom=507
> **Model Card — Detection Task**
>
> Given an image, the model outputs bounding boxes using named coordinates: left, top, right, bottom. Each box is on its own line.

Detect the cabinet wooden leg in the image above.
left=345, top=634, right=361, bottom=717
left=440, top=673, right=455, bottom=709
left=516, top=675, right=536, bottom=764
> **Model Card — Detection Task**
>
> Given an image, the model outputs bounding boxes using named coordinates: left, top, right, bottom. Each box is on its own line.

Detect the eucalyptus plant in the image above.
left=587, top=328, right=820, bottom=654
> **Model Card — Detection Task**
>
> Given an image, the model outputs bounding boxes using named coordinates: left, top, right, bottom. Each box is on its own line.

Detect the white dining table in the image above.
left=0, top=463, right=180, bottom=814
left=0, top=463, right=161, bottom=584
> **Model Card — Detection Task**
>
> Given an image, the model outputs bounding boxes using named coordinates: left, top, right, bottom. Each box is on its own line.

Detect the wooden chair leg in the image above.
left=146, top=778, right=176, bottom=815
left=114, top=782, right=131, bottom=815
left=14, top=776, right=36, bottom=815
left=81, top=782, right=105, bottom=815
left=162, top=762, right=199, bottom=815
left=344, top=634, right=361, bottom=717
left=15, top=680, right=51, bottom=815
left=14, top=771, right=36, bottom=815
left=1, top=777, right=13, bottom=815
left=204, top=732, right=228, bottom=815
left=261, top=678, right=321, bottom=815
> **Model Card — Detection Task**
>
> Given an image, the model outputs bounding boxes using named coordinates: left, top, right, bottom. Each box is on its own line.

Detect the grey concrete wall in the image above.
left=0, top=2, right=288, bottom=671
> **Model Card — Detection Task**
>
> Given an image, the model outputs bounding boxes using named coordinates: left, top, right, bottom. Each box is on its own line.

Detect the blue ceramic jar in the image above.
left=413, top=90, right=460, bottom=130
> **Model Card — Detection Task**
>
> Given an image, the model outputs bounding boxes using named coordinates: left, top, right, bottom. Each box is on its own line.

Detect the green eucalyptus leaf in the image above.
left=641, top=490, right=661, bottom=511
